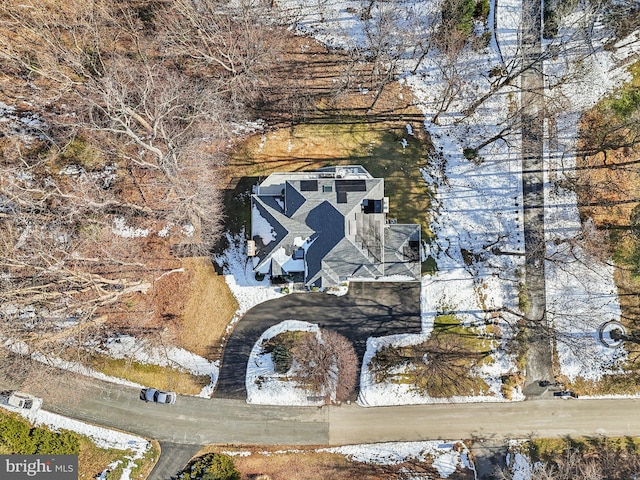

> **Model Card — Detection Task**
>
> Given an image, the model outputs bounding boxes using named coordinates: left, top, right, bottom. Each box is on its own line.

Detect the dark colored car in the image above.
left=139, top=388, right=176, bottom=404
left=553, top=390, right=578, bottom=399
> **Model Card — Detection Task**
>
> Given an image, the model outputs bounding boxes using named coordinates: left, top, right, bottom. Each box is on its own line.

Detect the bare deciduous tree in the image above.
left=361, top=0, right=440, bottom=111
left=0, top=0, right=233, bottom=384
left=498, top=442, right=640, bottom=480
left=292, top=329, right=358, bottom=403
left=161, top=0, right=284, bottom=109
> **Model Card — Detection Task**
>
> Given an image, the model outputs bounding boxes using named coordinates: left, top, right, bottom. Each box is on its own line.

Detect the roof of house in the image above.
left=251, top=166, right=421, bottom=287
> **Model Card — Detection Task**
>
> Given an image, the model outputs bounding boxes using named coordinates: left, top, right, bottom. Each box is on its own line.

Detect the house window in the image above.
left=322, top=185, right=333, bottom=193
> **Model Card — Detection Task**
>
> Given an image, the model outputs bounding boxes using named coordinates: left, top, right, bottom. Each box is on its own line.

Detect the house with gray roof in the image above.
left=249, top=166, right=421, bottom=288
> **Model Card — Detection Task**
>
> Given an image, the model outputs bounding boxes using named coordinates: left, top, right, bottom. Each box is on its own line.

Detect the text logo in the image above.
left=0, top=455, right=78, bottom=479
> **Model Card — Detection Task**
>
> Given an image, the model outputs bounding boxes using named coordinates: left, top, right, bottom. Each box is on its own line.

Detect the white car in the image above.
left=0, top=391, right=42, bottom=411
left=139, top=388, right=176, bottom=404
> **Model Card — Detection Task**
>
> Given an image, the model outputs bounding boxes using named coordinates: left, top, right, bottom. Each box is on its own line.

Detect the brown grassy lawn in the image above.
left=176, top=257, right=239, bottom=360
left=87, top=257, right=236, bottom=393
left=84, top=352, right=210, bottom=395
left=230, top=119, right=432, bottom=217
left=79, top=438, right=159, bottom=480
left=193, top=445, right=475, bottom=480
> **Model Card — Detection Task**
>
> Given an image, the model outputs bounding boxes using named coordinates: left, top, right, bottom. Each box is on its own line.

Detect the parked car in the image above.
left=553, top=390, right=579, bottom=399
left=139, top=388, right=176, bottom=404
left=0, top=391, right=42, bottom=411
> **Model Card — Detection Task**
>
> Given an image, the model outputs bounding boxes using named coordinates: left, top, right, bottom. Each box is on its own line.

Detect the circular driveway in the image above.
left=215, top=282, right=422, bottom=398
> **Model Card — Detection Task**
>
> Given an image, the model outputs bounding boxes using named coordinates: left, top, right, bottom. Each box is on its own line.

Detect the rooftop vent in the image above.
left=300, top=180, right=318, bottom=191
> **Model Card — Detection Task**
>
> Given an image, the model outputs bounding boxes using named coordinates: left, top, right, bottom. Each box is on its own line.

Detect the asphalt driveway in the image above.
left=215, top=281, right=421, bottom=399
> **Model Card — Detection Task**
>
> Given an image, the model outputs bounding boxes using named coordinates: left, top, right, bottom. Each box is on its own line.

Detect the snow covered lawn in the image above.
left=4, top=336, right=219, bottom=398
left=222, top=440, right=476, bottom=479
left=214, top=231, right=286, bottom=330
left=324, top=441, right=475, bottom=478
left=246, top=320, right=325, bottom=406
left=268, top=0, right=640, bottom=394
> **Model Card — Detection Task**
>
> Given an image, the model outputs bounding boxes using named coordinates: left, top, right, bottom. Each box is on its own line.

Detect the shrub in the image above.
left=292, top=329, right=358, bottom=403
left=474, top=0, right=490, bottom=19
left=610, top=88, right=640, bottom=119
left=463, top=147, right=478, bottom=160
left=31, top=429, right=79, bottom=455
left=0, top=414, right=79, bottom=455
left=178, top=453, right=240, bottom=480
left=518, top=282, right=530, bottom=314
left=442, top=0, right=476, bottom=36
left=271, top=344, right=291, bottom=374
left=264, top=331, right=308, bottom=374
left=58, top=137, right=103, bottom=170
left=0, top=416, right=35, bottom=454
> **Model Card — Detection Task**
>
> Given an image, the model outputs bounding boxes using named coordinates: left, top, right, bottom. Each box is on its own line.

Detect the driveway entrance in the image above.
left=215, top=282, right=421, bottom=398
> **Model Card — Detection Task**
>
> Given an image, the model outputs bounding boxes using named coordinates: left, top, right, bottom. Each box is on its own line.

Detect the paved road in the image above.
left=473, top=439, right=507, bottom=480
left=44, top=377, right=329, bottom=445
left=36, top=376, right=640, bottom=446
left=148, top=443, right=200, bottom=480
left=216, top=282, right=421, bottom=398
left=520, top=0, right=555, bottom=394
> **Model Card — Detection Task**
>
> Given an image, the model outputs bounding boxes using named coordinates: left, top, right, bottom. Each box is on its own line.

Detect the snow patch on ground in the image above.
left=112, top=217, right=149, bottom=238
left=96, top=335, right=219, bottom=397
left=58, top=164, right=118, bottom=189
left=506, top=451, right=532, bottom=480
left=246, top=320, right=323, bottom=406
left=0, top=404, right=150, bottom=480
left=181, top=223, right=195, bottom=237
left=323, top=441, right=475, bottom=478
left=0, top=101, right=47, bottom=142
left=214, top=231, right=285, bottom=333
left=222, top=441, right=475, bottom=478
left=231, top=118, right=265, bottom=136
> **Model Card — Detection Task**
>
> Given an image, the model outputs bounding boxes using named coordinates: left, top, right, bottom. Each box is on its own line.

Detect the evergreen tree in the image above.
left=178, top=453, right=240, bottom=480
